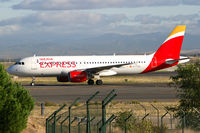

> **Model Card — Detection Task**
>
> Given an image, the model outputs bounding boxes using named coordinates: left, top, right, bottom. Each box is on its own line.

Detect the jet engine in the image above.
left=57, top=71, right=87, bottom=82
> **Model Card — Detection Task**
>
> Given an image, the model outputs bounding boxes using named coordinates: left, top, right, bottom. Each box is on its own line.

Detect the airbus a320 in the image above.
left=7, top=25, right=190, bottom=86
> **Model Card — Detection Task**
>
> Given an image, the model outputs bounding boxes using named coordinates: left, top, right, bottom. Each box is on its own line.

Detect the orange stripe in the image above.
left=168, top=25, right=186, bottom=37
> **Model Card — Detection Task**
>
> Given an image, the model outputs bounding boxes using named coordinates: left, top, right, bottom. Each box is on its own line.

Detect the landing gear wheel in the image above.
left=88, top=79, right=94, bottom=85
left=31, top=82, right=35, bottom=86
left=96, top=80, right=103, bottom=85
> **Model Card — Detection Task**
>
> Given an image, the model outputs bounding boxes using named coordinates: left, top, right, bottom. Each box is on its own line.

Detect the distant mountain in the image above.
left=0, top=32, right=199, bottom=58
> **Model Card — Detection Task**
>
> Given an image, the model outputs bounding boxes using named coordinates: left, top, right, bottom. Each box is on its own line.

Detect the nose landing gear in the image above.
left=30, top=77, right=35, bottom=86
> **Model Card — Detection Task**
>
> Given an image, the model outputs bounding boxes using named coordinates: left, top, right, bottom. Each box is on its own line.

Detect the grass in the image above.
left=1, top=62, right=14, bottom=69
left=102, top=75, right=171, bottom=83
left=10, top=75, right=171, bottom=85
left=9, top=73, right=172, bottom=85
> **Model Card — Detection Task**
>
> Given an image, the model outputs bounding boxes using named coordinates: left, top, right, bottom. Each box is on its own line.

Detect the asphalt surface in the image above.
left=24, top=72, right=178, bottom=103
left=27, top=85, right=177, bottom=103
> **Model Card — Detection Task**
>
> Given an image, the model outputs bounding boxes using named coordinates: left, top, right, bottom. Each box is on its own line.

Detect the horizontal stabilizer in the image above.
left=165, top=57, right=190, bottom=65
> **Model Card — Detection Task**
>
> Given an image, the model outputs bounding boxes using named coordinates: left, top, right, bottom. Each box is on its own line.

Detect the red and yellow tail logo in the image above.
left=164, top=25, right=186, bottom=44
left=142, top=25, right=186, bottom=73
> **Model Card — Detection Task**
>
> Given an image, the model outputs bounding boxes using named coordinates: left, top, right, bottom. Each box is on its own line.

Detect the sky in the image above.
left=0, top=0, right=200, bottom=58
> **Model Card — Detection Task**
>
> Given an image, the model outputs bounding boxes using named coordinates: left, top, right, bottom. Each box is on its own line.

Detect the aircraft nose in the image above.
left=7, top=66, right=15, bottom=74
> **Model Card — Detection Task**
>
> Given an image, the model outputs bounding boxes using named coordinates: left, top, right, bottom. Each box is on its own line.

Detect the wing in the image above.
left=78, top=63, right=129, bottom=74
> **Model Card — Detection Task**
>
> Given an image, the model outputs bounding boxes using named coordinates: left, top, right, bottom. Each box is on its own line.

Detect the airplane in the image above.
left=7, top=25, right=190, bottom=86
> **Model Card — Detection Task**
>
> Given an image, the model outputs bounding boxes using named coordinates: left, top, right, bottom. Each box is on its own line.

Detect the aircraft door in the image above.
left=31, top=56, right=37, bottom=70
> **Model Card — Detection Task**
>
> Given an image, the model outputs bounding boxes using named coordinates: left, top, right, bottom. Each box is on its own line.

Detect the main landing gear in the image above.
left=96, top=80, right=103, bottom=85
left=88, top=79, right=94, bottom=85
left=87, top=79, right=103, bottom=85
left=30, top=77, right=35, bottom=86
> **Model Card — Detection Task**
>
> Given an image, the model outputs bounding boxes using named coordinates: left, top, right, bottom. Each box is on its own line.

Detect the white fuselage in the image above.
left=8, top=54, right=154, bottom=77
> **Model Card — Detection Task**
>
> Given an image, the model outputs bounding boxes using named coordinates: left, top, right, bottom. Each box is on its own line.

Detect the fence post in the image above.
left=53, top=113, right=56, bottom=133
left=161, top=111, right=168, bottom=133
left=60, top=116, right=69, bottom=133
left=97, top=120, right=102, bottom=133
left=69, top=98, right=80, bottom=133
left=99, top=115, right=116, bottom=133
left=181, top=109, right=186, bottom=133
left=46, top=104, right=66, bottom=133
left=101, top=89, right=117, bottom=133
left=41, top=103, right=44, bottom=116
left=46, top=111, right=56, bottom=133
left=109, top=116, right=116, bottom=133
left=164, top=107, right=173, bottom=129
left=86, top=91, right=100, bottom=133
left=151, top=104, right=160, bottom=127
left=48, top=113, right=56, bottom=133
left=125, top=114, right=132, bottom=133
left=77, top=117, right=86, bottom=133
left=78, top=121, right=81, bottom=133
left=109, top=121, right=111, bottom=133
left=54, top=114, right=62, bottom=132
left=139, top=103, right=146, bottom=116
left=53, top=104, right=66, bottom=133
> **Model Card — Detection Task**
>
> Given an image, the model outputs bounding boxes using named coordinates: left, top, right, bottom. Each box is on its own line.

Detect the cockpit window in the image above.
left=15, top=62, right=25, bottom=65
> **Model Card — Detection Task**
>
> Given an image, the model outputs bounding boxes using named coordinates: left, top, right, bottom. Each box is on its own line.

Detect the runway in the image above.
left=23, top=71, right=178, bottom=103
left=26, top=83, right=177, bottom=103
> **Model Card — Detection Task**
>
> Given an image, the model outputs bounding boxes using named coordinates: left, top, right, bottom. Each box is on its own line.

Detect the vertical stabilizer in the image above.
left=142, top=25, right=186, bottom=73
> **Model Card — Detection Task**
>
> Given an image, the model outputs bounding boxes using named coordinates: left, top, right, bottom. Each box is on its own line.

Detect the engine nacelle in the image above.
left=69, top=71, right=87, bottom=82
left=57, top=71, right=87, bottom=82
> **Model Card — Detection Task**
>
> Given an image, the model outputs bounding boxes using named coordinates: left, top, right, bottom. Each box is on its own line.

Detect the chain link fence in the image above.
left=46, top=90, right=199, bottom=133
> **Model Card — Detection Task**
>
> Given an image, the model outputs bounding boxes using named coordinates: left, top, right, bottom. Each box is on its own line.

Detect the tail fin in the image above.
left=157, top=25, right=186, bottom=60
left=142, top=25, right=186, bottom=73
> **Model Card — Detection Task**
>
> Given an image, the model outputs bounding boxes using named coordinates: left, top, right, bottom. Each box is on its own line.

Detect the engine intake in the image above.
left=57, top=75, right=69, bottom=82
